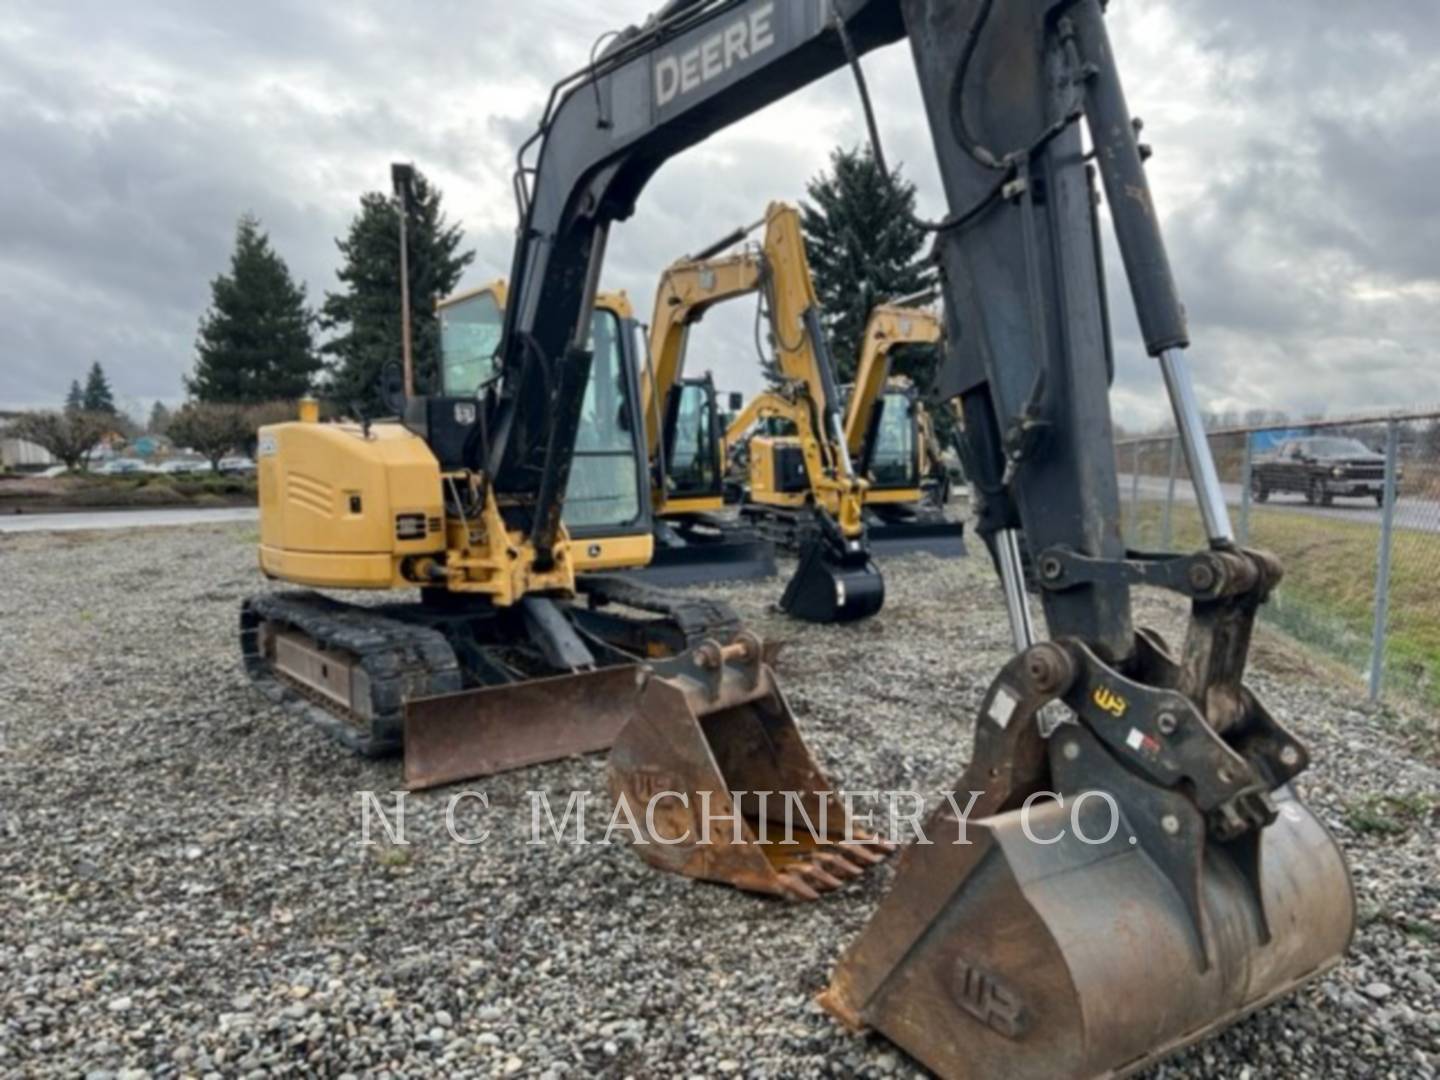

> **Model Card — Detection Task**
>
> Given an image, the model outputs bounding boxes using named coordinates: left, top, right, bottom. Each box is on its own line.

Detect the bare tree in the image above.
left=168, top=403, right=251, bottom=472
left=8, top=410, right=109, bottom=471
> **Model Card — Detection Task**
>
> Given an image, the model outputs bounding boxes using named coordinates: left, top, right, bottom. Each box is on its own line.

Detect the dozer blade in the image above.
left=607, top=632, right=892, bottom=899
left=865, top=519, right=967, bottom=560
left=779, top=536, right=884, bottom=623
left=622, top=535, right=778, bottom=588
left=404, top=665, right=642, bottom=790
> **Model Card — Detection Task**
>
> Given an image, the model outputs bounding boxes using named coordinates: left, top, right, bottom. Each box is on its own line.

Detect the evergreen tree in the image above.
left=188, top=214, right=320, bottom=403
left=148, top=401, right=172, bottom=435
left=82, top=362, right=117, bottom=414
left=800, top=146, right=932, bottom=384
left=65, top=380, right=84, bottom=413
left=321, top=169, right=473, bottom=414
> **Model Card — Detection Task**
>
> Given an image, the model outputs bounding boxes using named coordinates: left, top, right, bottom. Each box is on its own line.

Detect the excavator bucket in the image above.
left=822, top=791, right=1352, bottom=1077
left=780, top=520, right=884, bottom=623
left=607, top=633, right=892, bottom=899
left=820, top=648, right=1355, bottom=1078
left=403, top=665, right=642, bottom=790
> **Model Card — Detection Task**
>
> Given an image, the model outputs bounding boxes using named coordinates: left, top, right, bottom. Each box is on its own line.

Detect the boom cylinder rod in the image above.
left=1160, top=349, right=1234, bottom=544
left=996, top=528, right=1036, bottom=651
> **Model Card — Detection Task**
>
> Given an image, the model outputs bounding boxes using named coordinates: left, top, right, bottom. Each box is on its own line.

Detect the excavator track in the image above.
left=240, top=592, right=462, bottom=757
left=241, top=579, right=749, bottom=763
left=738, top=505, right=821, bottom=553
left=578, top=573, right=742, bottom=650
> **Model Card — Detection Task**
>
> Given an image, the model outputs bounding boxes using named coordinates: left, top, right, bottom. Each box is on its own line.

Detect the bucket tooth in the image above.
left=811, top=851, right=864, bottom=880
left=837, top=839, right=895, bottom=865
left=777, top=873, right=822, bottom=902
left=606, top=632, right=891, bottom=899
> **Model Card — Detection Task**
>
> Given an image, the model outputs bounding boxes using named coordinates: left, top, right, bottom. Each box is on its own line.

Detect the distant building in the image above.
left=0, top=415, right=57, bottom=468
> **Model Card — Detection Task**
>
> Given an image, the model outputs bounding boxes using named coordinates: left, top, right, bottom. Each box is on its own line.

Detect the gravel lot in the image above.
left=1, top=523, right=1436, bottom=1078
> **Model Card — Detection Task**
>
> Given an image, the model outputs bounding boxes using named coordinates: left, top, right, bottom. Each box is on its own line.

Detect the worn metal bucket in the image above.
left=779, top=537, right=884, bottom=623
left=403, top=665, right=642, bottom=790
left=607, top=634, right=892, bottom=899
left=820, top=781, right=1353, bottom=1078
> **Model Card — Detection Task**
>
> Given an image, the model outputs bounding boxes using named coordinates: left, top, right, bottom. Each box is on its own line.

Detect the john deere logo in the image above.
left=654, top=2, right=776, bottom=108
left=1092, top=686, right=1128, bottom=718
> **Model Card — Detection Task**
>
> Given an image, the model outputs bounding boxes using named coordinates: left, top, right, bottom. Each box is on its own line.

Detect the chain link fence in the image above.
left=1118, top=410, right=1440, bottom=709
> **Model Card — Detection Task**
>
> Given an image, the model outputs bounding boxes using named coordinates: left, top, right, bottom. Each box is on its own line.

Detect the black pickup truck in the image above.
left=1251, top=436, right=1395, bottom=507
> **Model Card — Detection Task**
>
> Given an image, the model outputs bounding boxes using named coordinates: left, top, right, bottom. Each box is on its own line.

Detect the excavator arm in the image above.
left=841, top=304, right=942, bottom=461
left=643, top=249, right=764, bottom=461
left=483, top=1, right=908, bottom=563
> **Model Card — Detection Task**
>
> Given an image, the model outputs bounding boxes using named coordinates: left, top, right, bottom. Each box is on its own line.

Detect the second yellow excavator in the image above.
left=644, top=201, right=882, bottom=622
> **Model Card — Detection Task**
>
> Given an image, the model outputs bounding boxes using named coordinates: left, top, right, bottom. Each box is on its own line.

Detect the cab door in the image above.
left=660, top=374, right=724, bottom=506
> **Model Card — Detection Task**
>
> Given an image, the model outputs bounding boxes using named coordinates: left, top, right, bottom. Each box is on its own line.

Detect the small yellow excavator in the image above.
left=646, top=200, right=884, bottom=622
left=245, top=268, right=890, bottom=888
left=838, top=301, right=966, bottom=555
left=633, top=232, right=779, bottom=587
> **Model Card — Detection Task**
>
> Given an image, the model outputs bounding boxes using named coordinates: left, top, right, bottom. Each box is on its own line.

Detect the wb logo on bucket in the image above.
left=654, top=2, right=776, bottom=108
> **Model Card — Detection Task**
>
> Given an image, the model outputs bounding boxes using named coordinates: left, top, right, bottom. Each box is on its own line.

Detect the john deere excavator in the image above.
left=245, top=0, right=1352, bottom=1074
left=485, top=1, right=1346, bottom=1075
left=245, top=214, right=891, bottom=883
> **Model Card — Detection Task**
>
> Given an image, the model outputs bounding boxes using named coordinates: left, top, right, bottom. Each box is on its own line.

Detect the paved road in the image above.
left=1120, top=474, right=1440, bottom=535
left=0, top=507, right=258, bottom=534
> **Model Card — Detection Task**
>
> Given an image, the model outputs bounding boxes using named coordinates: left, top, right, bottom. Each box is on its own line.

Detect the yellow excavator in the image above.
left=246, top=259, right=890, bottom=884
left=835, top=301, right=966, bottom=555
left=645, top=200, right=883, bottom=621
left=243, top=1, right=1354, bottom=1075
left=632, top=232, right=780, bottom=588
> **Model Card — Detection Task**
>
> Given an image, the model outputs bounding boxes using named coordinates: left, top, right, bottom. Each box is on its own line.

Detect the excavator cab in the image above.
left=661, top=376, right=724, bottom=502
left=437, top=285, right=653, bottom=570
left=861, top=387, right=921, bottom=490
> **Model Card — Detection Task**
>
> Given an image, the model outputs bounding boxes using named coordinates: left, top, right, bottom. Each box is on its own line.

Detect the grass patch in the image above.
left=1127, top=500, right=1440, bottom=712
left=1342, top=792, right=1438, bottom=837
left=373, top=847, right=412, bottom=869
left=0, top=471, right=256, bottom=511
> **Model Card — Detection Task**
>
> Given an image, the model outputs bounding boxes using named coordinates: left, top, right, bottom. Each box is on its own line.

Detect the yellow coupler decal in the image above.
left=1092, top=686, right=1128, bottom=718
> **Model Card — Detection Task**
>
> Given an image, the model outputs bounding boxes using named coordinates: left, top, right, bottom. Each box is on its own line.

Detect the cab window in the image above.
left=564, top=309, right=641, bottom=529
left=439, top=292, right=503, bottom=396
left=869, top=391, right=918, bottom=488
left=664, top=382, right=720, bottom=498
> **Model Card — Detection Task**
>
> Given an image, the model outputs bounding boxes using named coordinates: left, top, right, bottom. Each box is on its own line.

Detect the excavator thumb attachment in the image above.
left=820, top=644, right=1354, bottom=1078
left=404, top=666, right=641, bottom=790
left=779, top=509, right=884, bottom=623
left=607, top=632, right=893, bottom=899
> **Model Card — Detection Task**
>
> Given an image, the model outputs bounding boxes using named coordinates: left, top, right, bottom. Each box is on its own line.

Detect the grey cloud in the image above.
left=1, top=1, right=1435, bottom=427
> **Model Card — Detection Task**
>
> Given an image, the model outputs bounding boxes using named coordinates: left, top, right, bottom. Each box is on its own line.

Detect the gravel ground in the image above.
left=1, top=523, right=1436, bottom=1079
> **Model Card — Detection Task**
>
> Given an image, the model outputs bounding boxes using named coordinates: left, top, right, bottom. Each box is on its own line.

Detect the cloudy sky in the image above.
left=4, top=1, right=1438, bottom=429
